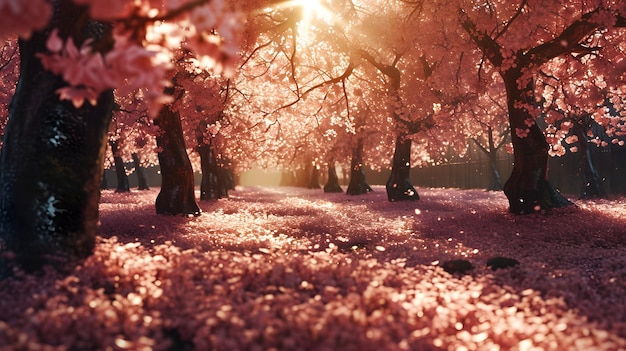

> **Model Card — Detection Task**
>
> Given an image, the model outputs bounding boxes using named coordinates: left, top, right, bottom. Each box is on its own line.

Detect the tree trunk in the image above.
left=131, top=152, right=150, bottom=190
left=486, top=128, right=504, bottom=191
left=196, top=142, right=221, bottom=201
left=324, top=162, right=343, bottom=193
left=113, top=155, right=130, bottom=192
left=502, top=70, right=572, bottom=214
left=0, top=4, right=114, bottom=274
left=573, top=116, right=605, bottom=199
left=386, top=136, right=419, bottom=201
left=473, top=133, right=505, bottom=191
left=110, top=140, right=130, bottom=193
left=487, top=153, right=503, bottom=192
left=154, top=103, right=200, bottom=216
left=347, top=138, right=373, bottom=195
left=101, top=173, right=109, bottom=189
left=217, top=166, right=232, bottom=197
left=307, top=164, right=320, bottom=189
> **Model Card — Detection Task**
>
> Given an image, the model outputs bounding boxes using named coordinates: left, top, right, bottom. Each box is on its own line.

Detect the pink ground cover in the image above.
left=0, top=186, right=624, bottom=350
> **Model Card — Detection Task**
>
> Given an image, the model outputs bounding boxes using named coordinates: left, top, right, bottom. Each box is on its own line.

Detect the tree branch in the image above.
left=493, top=0, right=528, bottom=40
left=458, top=8, right=504, bottom=67
left=529, top=8, right=609, bottom=64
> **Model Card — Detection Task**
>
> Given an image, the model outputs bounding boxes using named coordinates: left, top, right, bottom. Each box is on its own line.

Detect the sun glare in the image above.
left=258, top=0, right=337, bottom=46
left=265, top=0, right=335, bottom=29
left=292, top=0, right=334, bottom=25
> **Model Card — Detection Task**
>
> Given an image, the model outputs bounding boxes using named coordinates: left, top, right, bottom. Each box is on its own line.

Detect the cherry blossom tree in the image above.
left=154, top=81, right=201, bottom=216
left=231, top=0, right=434, bottom=199
left=0, top=0, right=248, bottom=274
left=452, top=0, right=626, bottom=213
left=462, top=80, right=510, bottom=191
left=174, top=66, right=230, bottom=201
left=108, top=90, right=159, bottom=191
left=221, top=7, right=356, bottom=189
left=534, top=24, right=626, bottom=198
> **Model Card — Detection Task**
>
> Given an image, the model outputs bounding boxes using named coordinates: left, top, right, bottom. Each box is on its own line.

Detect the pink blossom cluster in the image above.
left=38, top=30, right=172, bottom=114
left=1, top=0, right=244, bottom=115
left=184, top=2, right=245, bottom=77
left=74, top=0, right=200, bottom=22
left=0, top=0, right=51, bottom=40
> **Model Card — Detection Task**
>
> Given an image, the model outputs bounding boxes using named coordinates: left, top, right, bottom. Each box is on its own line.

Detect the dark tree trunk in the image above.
left=110, top=140, right=130, bottom=193
left=217, top=166, right=232, bottom=197
left=487, top=127, right=504, bottom=191
left=307, top=165, right=320, bottom=189
left=474, top=128, right=504, bottom=191
left=0, top=3, right=114, bottom=274
left=573, top=116, right=605, bottom=199
left=487, top=154, right=503, bottom=192
left=386, top=136, right=419, bottom=201
left=131, top=152, right=149, bottom=190
left=113, top=156, right=130, bottom=192
left=101, top=173, right=109, bottom=189
left=502, top=70, right=572, bottom=214
left=154, top=103, right=200, bottom=216
left=196, top=142, right=221, bottom=201
left=324, top=163, right=343, bottom=193
left=347, top=138, right=373, bottom=195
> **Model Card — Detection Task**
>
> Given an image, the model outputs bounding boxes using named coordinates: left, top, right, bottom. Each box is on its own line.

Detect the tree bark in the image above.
left=131, top=152, right=150, bottom=190
left=101, top=173, right=109, bottom=189
left=154, top=103, right=200, bottom=216
left=486, top=154, right=503, bottom=192
left=346, top=138, right=373, bottom=195
left=573, top=116, right=605, bottom=199
left=473, top=128, right=504, bottom=191
left=196, top=142, right=221, bottom=200
left=217, top=165, right=232, bottom=197
left=324, top=162, right=343, bottom=193
left=307, top=164, right=320, bottom=189
left=386, top=136, right=419, bottom=201
left=0, top=3, right=114, bottom=274
left=110, top=140, right=130, bottom=193
left=502, top=69, right=572, bottom=213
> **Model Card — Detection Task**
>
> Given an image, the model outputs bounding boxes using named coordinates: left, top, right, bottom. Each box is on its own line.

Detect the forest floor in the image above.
left=0, top=186, right=625, bottom=351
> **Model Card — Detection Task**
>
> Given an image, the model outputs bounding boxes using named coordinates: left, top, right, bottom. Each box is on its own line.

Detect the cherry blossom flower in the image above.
left=0, top=0, right=51, bottom=40
left=72, top=0, right=133, bottom=20
left=548, top=144, right=566, bottom=157
left=38, top=30, right=112, bottom=108
left=515, top=128, right=530, bottom=138
left=38, top=29, right=172, bottom=113
left=564, top=135, right=579, bottom=144
left=190, top=5, right=219, bottom=34
left=523, top=118, right=535, bottom=127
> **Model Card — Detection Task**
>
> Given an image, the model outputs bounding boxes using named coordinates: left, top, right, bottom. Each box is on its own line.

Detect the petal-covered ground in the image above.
left=0, top=186, right=625, bottom=350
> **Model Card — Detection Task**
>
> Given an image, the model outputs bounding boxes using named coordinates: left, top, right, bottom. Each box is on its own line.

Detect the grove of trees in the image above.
left=0, top=0, right=624, bottom=273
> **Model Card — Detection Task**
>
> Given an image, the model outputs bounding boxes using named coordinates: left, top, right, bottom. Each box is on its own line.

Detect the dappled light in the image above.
left=1, top=186, right=624, bottom=350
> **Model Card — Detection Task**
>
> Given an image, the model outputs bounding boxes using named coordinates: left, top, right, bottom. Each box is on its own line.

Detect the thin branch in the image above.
left=458, top=7, right=504, bottom=67
left=493, top=0, right=528, bottom=40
